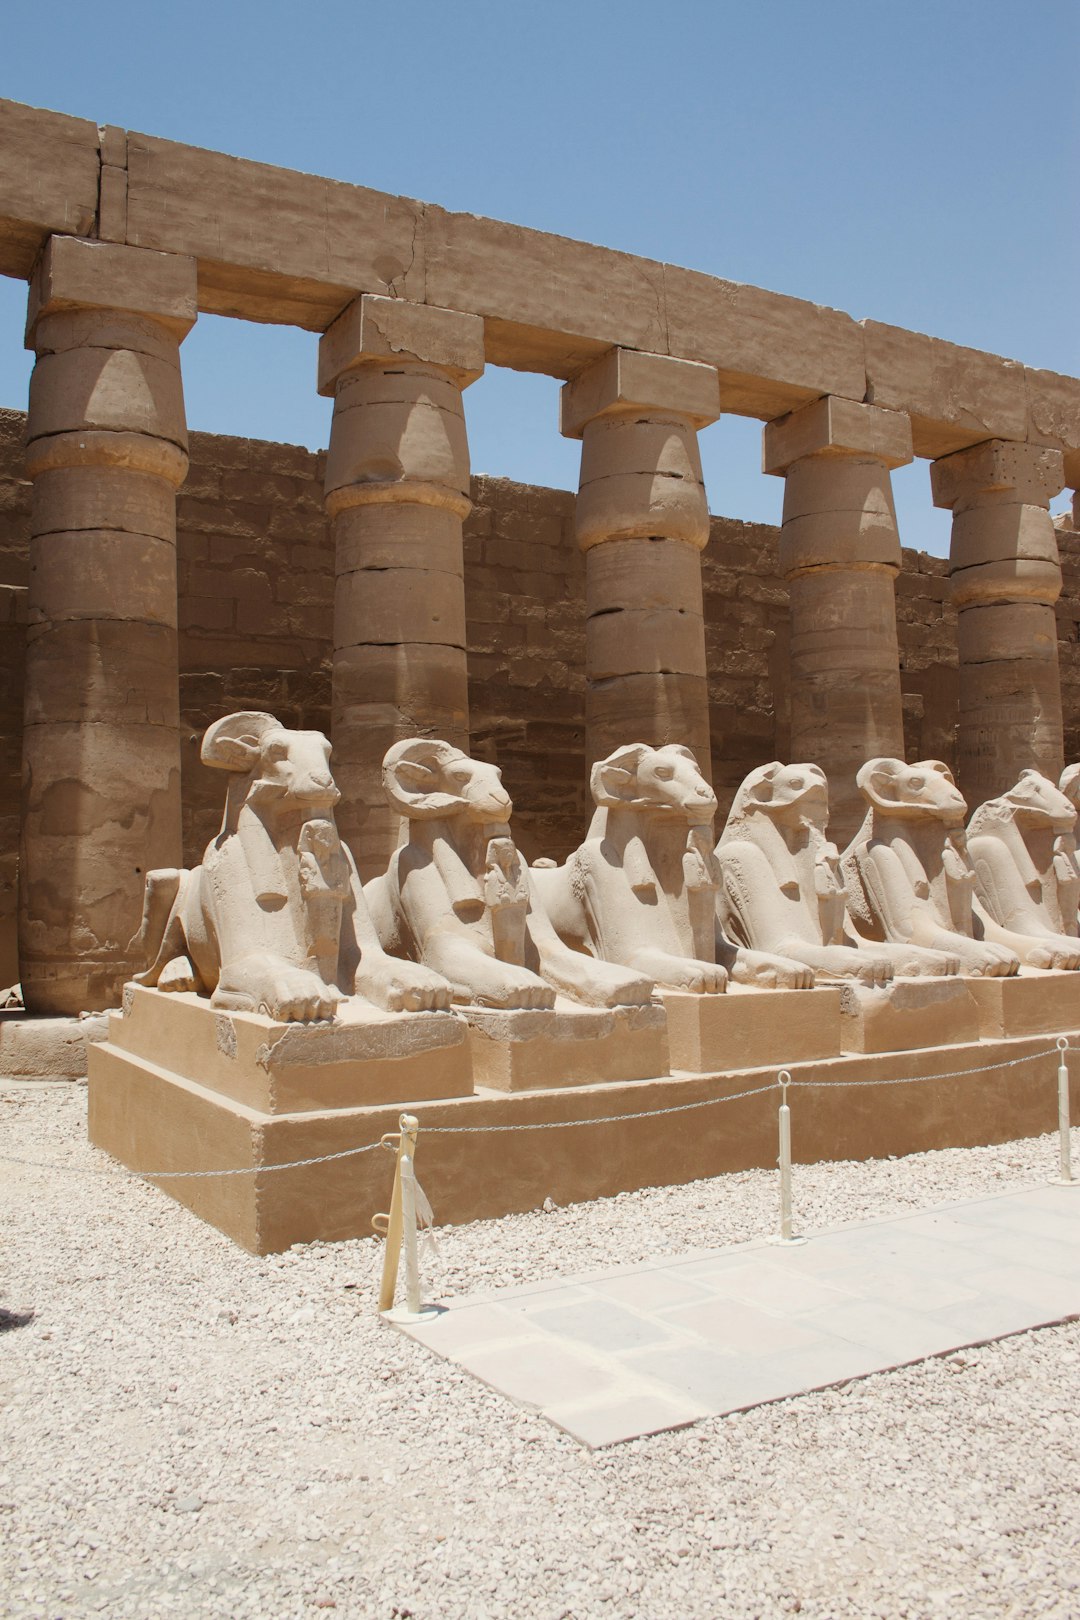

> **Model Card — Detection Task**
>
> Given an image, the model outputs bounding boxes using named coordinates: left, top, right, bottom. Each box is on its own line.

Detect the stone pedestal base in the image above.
left=661, top=986, right=843, bottom=1074
left=88, top=1029, right=1079, bottom=1254
left=0, top=1011, right=111, bottom=1078
left=103, top=985, right=472, bottom=1113
left=839, top=979, right=982, bottom=1055
left=88, top=984, right=475, bottom=1253
left=966, top=970, right=1080, bottom=1040
left=465, top=1002, right=668, bottom=1093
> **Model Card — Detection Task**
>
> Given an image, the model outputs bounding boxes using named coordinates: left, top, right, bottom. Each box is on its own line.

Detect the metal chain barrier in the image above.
left=0, top=1041, right=1072, bottom=1180
left=0, top=1139, right=392, bottom=1180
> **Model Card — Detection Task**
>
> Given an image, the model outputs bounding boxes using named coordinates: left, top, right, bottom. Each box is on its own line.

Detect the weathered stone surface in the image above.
left=587, top=606, right=707, bottom=680
left=1025, top=366, right=1080, bottom=481
left=662, top=985, right=842, bottom=1071
left=935, top=440, right=1066, bottom=804
left=763, top=397, right=912, bottom=475
left=931, top=440, right=1065, bottom=512
left=466, top=1003, right=667, bottom=1091
left=334, top=566, right=466, bottom=650
left=25, top=531, right=177, bottom=626
left=27, top=236, right=197, bottom=339
left=863, top=320, right=1029, bottom=458
left=586, top=672, right=712, bottom=771
left=585, top=536, right=703, bottom=617
left=423, top=205, right=668, bottom=376
left=560, top=349, right=720, bottom=438
left=125, top=130, right=426, bottom=327
left=19, top=718, right=182, bottom=1014
left=767, top=409, right=906, bottom=838
left=318, top=295, right=483, bottom=395
left=665, top=266, right=866, bottom=418
left=106, top=985, right=471, bottom=1111
left=31, top=465, right=177, bottom=542
left=0, top=100, right=100, bottom=277
left=838, top=979, right=981, bottom=1054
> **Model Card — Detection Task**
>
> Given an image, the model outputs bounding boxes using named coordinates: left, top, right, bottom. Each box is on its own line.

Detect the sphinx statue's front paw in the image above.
left=357, top=955, right=454, bottom=1013
left=213, top=959, right=343, bottom=1022
left=730, top=950, right=814, bottom=990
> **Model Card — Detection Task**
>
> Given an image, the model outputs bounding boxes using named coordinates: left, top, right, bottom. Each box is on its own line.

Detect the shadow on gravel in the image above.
left=0, top=1307, right=35, bottom=1332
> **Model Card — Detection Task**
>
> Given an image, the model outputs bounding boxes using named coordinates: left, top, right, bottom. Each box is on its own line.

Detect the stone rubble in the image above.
left=1, top=1077, right=1078, bottom=1620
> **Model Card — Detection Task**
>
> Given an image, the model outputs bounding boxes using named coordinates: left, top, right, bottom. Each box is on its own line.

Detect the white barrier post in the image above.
left=769, top=1071, right=806, bottom=1246
left=374, top=1114, right=425, bottom=1315
left=1053, top=1039, right=1074, bottom=1186
left=399, top=1123, right=421, bottom=1315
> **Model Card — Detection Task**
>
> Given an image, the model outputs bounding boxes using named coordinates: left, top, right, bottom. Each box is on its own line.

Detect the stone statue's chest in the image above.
left=297, top=819, right=350, bottom=967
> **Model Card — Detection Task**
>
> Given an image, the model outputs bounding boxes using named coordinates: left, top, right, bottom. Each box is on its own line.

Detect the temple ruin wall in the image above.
left=4, top=95, right=1080, bottom=1013
left=4, top=405, right=1080, bottom=987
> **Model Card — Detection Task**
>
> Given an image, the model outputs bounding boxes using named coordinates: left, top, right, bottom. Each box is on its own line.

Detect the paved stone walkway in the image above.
left=394, top=1184, right=1080, bottom=1447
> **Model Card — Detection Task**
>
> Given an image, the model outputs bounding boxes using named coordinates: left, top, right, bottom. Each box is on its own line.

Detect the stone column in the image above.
left=560, top=349, right=721, bottom=773
left=319, top=296, right=484, bottom=880
left=931, top=439, right=1066, bottom=806
left=763, top=396, right=912, bottom=845
left=19, top=237, right=196, bottom=1015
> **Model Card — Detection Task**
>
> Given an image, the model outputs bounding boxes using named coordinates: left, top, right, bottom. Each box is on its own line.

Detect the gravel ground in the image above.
left=1, top=1077, right=1079, bottom=1620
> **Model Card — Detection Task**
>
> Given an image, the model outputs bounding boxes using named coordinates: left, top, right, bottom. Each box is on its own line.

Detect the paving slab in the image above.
left=392, top=1184, right=1080, bottom=1447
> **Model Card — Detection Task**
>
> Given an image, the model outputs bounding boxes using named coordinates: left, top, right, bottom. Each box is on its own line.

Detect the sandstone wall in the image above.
left=4, top=406, right=1077, bottom=992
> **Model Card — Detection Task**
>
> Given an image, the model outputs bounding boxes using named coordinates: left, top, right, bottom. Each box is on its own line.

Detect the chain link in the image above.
left=787, top=1045, right=1061, bottom=1091
left=1, top=1139, right=391, bottom=1181
left=421, top=1079, right=781, bottom=1134
left=1, top=1043, right=1068, bottom=1176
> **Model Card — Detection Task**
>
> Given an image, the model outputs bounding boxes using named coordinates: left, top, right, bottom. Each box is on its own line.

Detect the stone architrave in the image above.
left=560, top=348, right=721, bottom=773
left=763, top=396, right=912, bottom=846
left=19, top=237, right=197, bottom=1015
left=319, top=295, right=484, bottom=880
left=931, top=439, right=1066, bottom=806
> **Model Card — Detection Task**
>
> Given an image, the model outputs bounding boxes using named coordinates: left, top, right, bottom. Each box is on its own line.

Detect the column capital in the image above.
left=26, top=237, right=198, bottom=346
left=560, top=348, right=720, bottom=439
left=931, top=439, right=1065, bottom=512
left=763, top=396, right=912, bottom=477
left=318, top=294, right=484, bottom=395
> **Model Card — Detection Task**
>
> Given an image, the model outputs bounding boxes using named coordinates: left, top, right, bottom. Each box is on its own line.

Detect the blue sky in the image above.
left=2, top=0, right=1077, bottom=554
